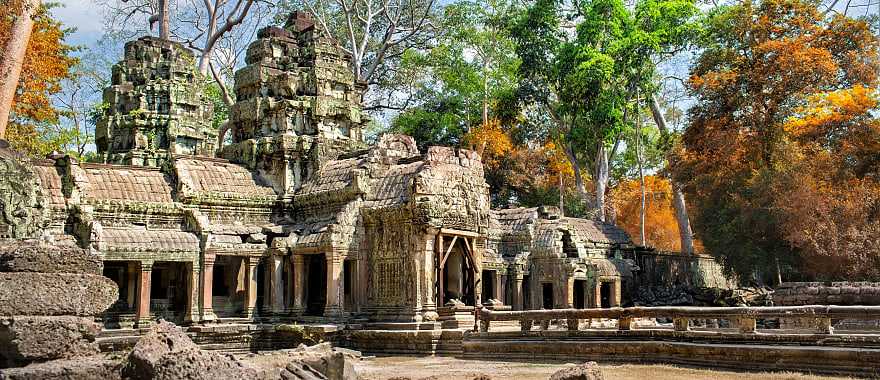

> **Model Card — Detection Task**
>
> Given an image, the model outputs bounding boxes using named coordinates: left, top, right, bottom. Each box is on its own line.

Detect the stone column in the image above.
left=563, top=277, right=574, bottom=308
left=612, top=279, right=622, bottom=307
left=184, top=261, right=201, bottom=324
left=126, top=262, right=138, bottom=309
left=494, top=271, right=503, bottom=302
left=594, top=280, right=603, bottom=308
left=291, top=254, right=305, bottom=315
left=270, top=254, right=285, bottom=318
left=244, top=256, right=260, bottom=319
left=135, top=261, right=154, bottom=328
left=325, top=255, right=344, bottom=319
left=200, top=253, right=217, bottom=322
left=513, top=274, right=524, bottom=310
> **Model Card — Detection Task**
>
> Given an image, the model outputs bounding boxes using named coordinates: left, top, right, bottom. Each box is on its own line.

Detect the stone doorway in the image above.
left=542, top=283, right=554, bottom=309
left=438, top=235, right=477, bottom=307
left=150, top=262, right=189, bottom=323
left=522, top=275, right=531, bottom=309
left=102, top=261, right=136, bottom=328
left=481, top=269, right=495, bottom=303
left=212, top=256, right=246, bottom=318
left=305, top=254, right=327, bottom=316
left=600, top=281, right=612, bottom=308
left=574, top=279, right=587, bottom=309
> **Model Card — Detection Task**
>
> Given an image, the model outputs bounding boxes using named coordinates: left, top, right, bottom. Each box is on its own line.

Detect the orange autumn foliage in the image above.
left=464, top=118, right=513, bottom=169
left=1, top=2, right=77, bottom=155
left=610, top=176, right=701, bottom=253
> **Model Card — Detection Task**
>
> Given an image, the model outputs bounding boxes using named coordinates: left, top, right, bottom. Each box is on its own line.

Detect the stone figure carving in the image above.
left=0, top=142, right=45, bottom=239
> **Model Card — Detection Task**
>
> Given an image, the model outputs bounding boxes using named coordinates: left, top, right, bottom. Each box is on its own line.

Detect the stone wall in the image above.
left=773, top=282, right=880, bottom=306
left=629, top=251, right=733, bottom=290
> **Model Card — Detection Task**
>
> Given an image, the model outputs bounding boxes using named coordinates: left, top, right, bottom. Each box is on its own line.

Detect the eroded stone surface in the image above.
left=549, top=362, right=604, bottom=380
left=0, top=241, right=102, bottom=275
left=0, top=316, right=101, bottom=365
left=0, top=356, right=122, bottom=380
left=0, top=273, right=118, bottom=316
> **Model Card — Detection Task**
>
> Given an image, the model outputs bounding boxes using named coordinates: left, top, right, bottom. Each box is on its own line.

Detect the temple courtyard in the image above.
left=352, top=356, right=851, bottom=380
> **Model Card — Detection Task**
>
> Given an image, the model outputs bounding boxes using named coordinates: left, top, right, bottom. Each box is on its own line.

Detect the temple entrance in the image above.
left=522, top=275, right=531, bottom=309
left=305, top=254, right=327, bottom=316
left=102, top=261, right=136, bottom=327
left=600, top=281, right=612, bottom=308
left=574, top=279, right=587, bottom=309
left=481, top=269, right=496, bottom=303
left=437, top=235, right=478, bottom=307
left=256, top=259, right=267, bottom=316
left=343, top=260, right=354, bottom=311
left=150, top=262, right=189, bottom=323
left=542, top=283, right=554, bottom=309
left=213, top=256, right=246, bottom=317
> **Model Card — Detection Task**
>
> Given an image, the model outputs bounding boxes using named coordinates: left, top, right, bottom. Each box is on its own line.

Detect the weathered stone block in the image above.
left=0, top=241, right=102, bottom=275
left=0, top=273, right=118, bottom=316
left=549, top=362, right=604, bottom=380
left=0, top=357, right=122, bottom=380
left=0, top=316, right=100, bottom=366
left=123, top=321, right=200, bottom=380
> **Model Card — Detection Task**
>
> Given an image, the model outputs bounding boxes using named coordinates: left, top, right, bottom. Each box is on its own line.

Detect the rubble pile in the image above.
left=633, top=285, right=773, bottom=307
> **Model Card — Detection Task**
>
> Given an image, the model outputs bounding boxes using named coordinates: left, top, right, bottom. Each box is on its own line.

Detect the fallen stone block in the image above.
left=0, top=356, right=121, bottom=380
left=123, top=320, right=200, bottom=380
left=549, top=362, right=604, bottom=380
left=151, top=348, right=259, bottom=380
left=0, top=316, right=100, bottom=366
left=0, top=273, right=118, bottom=316
left=0, top=241, right=102, bottom=275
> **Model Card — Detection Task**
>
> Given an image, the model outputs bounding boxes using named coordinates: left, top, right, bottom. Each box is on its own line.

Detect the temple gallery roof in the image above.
left=175, top=157, right=276, bottom=201
left=79, top=164, right=174, bottom=204
left=491, top=206, right=632, bottom=246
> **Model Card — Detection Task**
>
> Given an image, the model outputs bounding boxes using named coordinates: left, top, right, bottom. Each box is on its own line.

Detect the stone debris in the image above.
left=0, top=357, right=123, bottom=380
left=548, top=362, right=604, bottom=380
left=633, top=284, right=772, bottom=307
left=0, top=241, right=117, bottom=368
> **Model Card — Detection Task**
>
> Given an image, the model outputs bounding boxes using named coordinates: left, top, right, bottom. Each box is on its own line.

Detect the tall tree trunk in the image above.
left=482, top=65, right=489, bottom=126
left=637, top=94, right=646, bottom=246
left=650, top=94, right=695, bottom=254
left=594, top=143, right=610, bottom=222
left=564, top=142, right=590, bottom=202
left=559, top=174, right=564, bottom=216
left=671, top=184, right=694, bottom=254
left=0, top=0, right=39, bottom=140
left=159, top=0, right=169, bottom=40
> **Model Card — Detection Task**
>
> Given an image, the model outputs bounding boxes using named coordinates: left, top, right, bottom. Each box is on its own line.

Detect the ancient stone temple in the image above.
left=96, top=37, right=216, bottom=167
left=0, top=11, right=672, bottom=331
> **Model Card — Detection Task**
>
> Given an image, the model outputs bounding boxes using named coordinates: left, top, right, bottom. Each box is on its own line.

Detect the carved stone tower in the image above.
left=96, top=37, right=216, bottom=167
left=221, top=11, right=368, bottom=197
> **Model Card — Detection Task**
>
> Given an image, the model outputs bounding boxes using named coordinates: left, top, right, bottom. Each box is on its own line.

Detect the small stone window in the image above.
left=562, top=231, right=577, bottom=258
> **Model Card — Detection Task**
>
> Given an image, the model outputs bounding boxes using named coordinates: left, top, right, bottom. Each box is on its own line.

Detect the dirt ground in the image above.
left=353, top=355, right=852, bottom=380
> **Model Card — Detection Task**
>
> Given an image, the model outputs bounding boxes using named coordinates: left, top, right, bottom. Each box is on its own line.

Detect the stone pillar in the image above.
left=594, top=280, right=603, bottom=308
left=494, top=271, right=503, bottom=302
left=612, top=279, right=622, bottom=307
left=513, top=274, right=524, bottom=310
left=325, top=255, right=344, bottom=318
left=135, top=261, right=154, bottom=328
left=200, top=253, right=217, bottom=322
left=184, top=261, right=201, bottom=324
left=291, top=254, right=305, bottom=315
left=126, top=262, right=138, bottom=309
left=245, top=256, right=260, bottom=319
left=563, top=277, right=574, bottom=308
left=270, top=254, right=285, bottom=318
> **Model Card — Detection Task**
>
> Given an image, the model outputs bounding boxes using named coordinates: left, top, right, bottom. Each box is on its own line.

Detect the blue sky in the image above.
left=51, top=0, right=105, bottom=50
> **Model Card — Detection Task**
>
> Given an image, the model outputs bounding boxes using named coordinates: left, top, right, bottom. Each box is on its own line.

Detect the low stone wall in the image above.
left=773, top=282, right=880, bottom=306
left=461, top=334, right=880, bottom=377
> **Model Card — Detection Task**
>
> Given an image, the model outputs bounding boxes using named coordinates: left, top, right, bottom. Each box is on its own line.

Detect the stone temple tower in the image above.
left=96, top=37, right=216, bottom=167
left=221, top=11, right=369, bottom=197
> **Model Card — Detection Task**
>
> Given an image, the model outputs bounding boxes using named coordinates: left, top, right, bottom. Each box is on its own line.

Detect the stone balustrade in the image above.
left=476, top=305, right=880, bottom=335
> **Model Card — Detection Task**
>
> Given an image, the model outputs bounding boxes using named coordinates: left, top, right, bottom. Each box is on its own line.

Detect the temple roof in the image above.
left=100, top=229, right=200, bottom=253
left=31, top=164, right=65, bottom=208
left=80, top=164, right=174, bottom=203
left=175, top=158, right=276, bottom=201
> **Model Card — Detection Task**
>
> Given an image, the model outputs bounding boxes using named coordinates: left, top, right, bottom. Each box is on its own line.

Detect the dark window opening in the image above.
left=213, top=264, right=229, bottom=297
left=574, top=279, right=587, bottom=309
left=542, top=283, right=554, bottom=309
left=522, top=275, right=531, bottom=309
left=600, top=281, right=612, bottom=308
left=481, top=270, right=495, bottom=303
left=562, top=231, right=577, bottom=258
